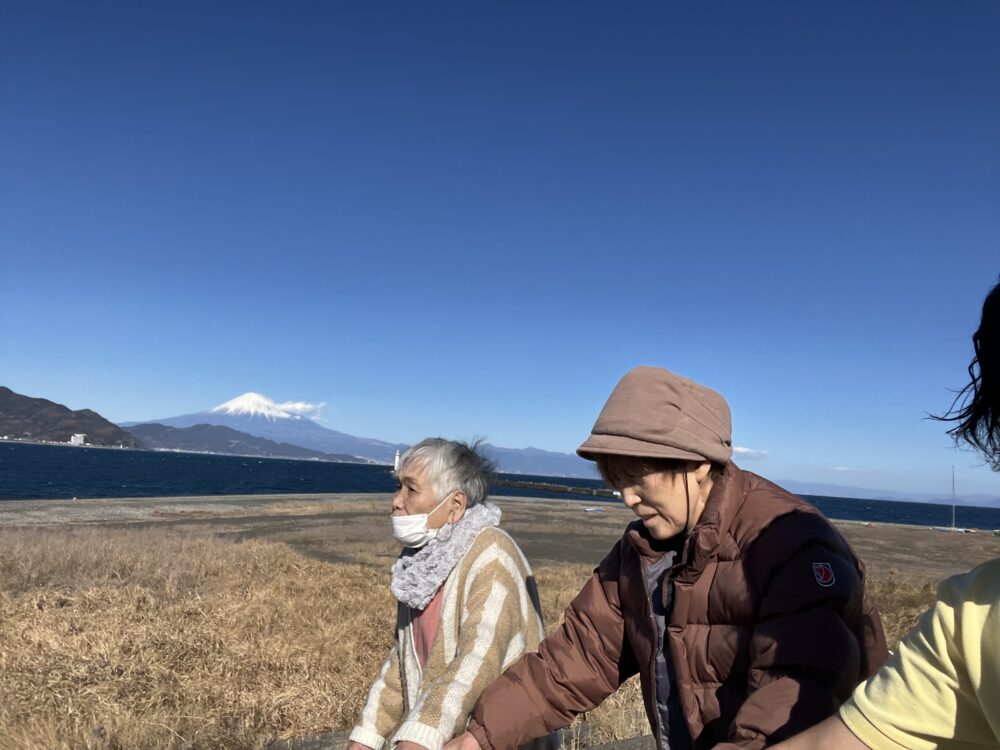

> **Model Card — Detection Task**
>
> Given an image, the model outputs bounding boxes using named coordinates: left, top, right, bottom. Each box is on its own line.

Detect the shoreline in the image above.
left=0, top=436, right=388, bottom=465
left=1, top=493, right=998, bottom=584
left=0, top=490, right=997, bottom=532
left=7, top=440, right=997, bottom=510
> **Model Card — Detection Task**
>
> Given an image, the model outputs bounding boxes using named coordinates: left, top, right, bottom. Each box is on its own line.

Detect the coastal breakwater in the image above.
left=495, top=477, right=618, bottom=498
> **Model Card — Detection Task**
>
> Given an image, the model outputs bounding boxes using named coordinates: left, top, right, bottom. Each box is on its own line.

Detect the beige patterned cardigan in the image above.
left=350, top=527, right=547, bottom=750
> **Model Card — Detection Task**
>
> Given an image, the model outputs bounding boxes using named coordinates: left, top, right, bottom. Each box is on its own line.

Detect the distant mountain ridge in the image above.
left=0, top=386, right=141, bottom=448
left=480, top=443, right=595, bottom=478
left=128, top=392, right=596, bottom=476
left=125, top=423, right=365, bottom=463
left=4, top=387, right=996, bottom=500
left=127, top=395, right=405, bottom=463
left=778, top=478, right=1000, bottom=507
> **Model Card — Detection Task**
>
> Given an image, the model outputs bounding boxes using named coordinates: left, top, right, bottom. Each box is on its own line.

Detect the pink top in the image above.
left=411, top=586, right=446, bottom=668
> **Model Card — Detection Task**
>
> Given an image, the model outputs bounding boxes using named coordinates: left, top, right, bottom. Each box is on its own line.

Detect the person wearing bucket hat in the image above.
left=445, top=367, right=887, bottom=750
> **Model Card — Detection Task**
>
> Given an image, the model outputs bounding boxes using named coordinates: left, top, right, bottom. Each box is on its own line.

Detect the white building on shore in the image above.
left=70, top=433, right=87, bottom=445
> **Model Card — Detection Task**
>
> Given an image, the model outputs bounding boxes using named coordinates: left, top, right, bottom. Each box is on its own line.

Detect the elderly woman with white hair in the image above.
left=347, top=438, right=549, bottom=750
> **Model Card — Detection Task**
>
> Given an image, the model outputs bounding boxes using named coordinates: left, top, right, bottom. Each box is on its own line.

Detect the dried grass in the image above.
left=0, top=527, right=941, bottom=749
left=865, top=575, right=938, bottom=646
left=0, top=529, right=394, bottom=749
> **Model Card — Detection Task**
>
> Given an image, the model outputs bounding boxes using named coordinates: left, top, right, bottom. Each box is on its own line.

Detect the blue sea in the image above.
left=3, top=442, right=1000, bottom=531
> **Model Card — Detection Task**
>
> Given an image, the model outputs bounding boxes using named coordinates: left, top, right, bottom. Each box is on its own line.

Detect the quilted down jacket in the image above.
left=468, top=463, right=888, bottom=749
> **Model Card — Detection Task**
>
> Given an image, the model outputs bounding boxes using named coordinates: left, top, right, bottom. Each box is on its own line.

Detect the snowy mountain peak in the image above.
left=209, top=392, right=324, bottom=421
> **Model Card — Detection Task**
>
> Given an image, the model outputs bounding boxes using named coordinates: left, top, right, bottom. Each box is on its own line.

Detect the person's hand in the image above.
left=394, top=743, right=429, bottom=750
left=346, top=743, right=373, bottom=750
left=442, top=732, right=482, bottom=750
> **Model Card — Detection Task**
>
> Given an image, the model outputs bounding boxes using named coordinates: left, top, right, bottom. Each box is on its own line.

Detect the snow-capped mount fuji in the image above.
left=209, top=392, right=321, bottom=421
left=124, top=392, right=597, bottom=476
left=125, top=393, right=407, bottom=463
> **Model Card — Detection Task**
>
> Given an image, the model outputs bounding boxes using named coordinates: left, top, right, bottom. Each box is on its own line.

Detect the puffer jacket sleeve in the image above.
left=716, top=512, right=888, bottom=750
left=468, top=537, right=640, bottom=750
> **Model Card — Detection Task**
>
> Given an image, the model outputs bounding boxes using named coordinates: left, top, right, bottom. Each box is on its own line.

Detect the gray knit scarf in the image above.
left=390, top=502, right=502, bottom=610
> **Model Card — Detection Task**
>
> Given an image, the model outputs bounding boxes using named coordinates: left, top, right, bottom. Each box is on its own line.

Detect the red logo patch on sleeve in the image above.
left=812, top=562, right=836, bottom=587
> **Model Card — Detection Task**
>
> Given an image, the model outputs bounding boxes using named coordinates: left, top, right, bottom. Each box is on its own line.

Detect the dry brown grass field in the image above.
left=0, top=495, right=997, bottom=750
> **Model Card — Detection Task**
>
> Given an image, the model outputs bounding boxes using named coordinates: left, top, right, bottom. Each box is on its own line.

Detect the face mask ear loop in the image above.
left=436, top=493, right=457, bottom=543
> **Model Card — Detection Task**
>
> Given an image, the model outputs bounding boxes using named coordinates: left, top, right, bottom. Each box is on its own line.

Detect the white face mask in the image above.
left=392, top=494, right=452, bottom=548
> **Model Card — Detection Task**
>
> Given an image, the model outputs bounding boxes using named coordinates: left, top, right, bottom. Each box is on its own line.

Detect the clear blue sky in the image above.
left=2, top=2, right=998, bottom=497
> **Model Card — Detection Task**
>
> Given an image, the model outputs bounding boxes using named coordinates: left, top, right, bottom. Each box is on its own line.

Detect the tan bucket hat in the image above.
left=577, top=366, right=733, bottom=464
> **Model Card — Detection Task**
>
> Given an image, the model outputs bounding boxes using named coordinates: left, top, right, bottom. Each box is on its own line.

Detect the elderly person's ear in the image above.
left=449, top=491, right=468, bottom=521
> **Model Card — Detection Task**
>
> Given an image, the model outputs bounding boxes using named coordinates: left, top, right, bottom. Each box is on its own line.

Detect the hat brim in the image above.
left=576, top=433, right=710, bottom=463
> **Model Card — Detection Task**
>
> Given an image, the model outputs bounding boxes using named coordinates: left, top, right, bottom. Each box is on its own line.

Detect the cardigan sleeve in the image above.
left=350, top=643, right=406, bottom=750
left=391, top=551, right=527, bottom=750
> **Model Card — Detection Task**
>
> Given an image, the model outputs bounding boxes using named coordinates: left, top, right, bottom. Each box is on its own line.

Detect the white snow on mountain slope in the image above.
left=209, top=392, right=325, bottom=420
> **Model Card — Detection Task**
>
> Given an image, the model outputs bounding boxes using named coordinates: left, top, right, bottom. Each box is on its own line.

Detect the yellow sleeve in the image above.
left=840, top=562, right=1000, bottom=750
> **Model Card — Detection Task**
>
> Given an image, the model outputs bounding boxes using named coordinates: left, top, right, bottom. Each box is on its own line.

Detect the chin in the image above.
left=648, top=524, right=681, bottom=541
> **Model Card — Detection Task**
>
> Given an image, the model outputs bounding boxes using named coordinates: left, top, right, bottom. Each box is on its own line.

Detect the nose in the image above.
left=391, top=488, right=406, bottom=515
left=620, top=487, right=641, bottom=510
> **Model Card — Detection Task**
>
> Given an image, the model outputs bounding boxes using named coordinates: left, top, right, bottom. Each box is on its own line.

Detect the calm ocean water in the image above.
left=3, top=442, right=1000, bottom=530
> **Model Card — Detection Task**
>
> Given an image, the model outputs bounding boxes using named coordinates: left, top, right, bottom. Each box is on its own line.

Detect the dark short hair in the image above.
left=595, top=454, right=720, bottom=488
left=934, top=277, right=1000, bottom=470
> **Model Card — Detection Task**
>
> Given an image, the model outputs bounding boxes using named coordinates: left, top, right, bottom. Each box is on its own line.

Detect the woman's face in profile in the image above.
left=614, top=468, right=693, bottom=540
left=392, top=463, right=453, bottom=529
left=603, top=456, right=711, bottom=540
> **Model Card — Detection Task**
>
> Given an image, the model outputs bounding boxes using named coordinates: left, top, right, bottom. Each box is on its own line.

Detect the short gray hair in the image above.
left=398, top=438, right=496, bottom=507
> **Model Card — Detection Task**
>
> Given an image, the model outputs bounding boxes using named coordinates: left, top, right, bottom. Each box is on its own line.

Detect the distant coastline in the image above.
left=0, top=436, right=134, bottom=451
left=4, top=442, right=1000, bottom=530
left=0, top=436, right=383, bottom=464
left=4, top=437, right=996, bottom=508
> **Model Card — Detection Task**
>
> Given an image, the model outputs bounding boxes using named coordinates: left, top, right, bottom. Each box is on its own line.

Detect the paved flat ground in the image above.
left=2, top=493, right=998, bottom=584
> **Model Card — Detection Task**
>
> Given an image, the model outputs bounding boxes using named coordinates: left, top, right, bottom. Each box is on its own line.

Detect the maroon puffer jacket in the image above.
left=469, top=463, right=887, bottom=750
